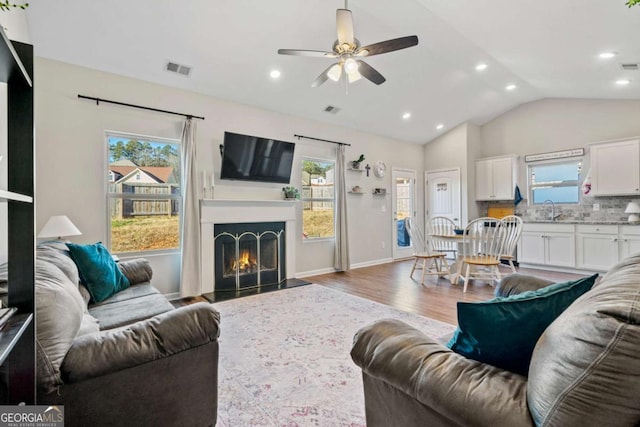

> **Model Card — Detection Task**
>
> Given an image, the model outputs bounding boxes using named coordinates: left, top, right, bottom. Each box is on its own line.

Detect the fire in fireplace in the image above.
left=214, top=222, right=286, bottom=291
left=228, top=249, right=256, bottom=276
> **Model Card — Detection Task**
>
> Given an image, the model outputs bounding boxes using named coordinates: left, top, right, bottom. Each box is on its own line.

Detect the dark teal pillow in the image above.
left=66, top=242, right=130, bottom=303
left=447, top=274, right=598, bottom=376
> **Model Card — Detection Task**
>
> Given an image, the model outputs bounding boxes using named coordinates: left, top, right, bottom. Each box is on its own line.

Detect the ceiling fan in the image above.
left=277, top=1, right=419, bottom=88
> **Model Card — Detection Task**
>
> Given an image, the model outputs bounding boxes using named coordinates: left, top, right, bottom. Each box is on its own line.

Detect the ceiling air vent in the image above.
left=323, top=105, right=341, bottom=114
left=165, top=61, right=192, bottom=77
left=620, top=63, right=639, bottom=71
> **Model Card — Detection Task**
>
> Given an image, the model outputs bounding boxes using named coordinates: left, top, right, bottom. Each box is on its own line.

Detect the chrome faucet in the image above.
left=543, top=200, right=561, bottom=221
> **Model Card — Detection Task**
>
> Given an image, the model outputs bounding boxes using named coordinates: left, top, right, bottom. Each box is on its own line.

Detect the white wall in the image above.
left=425, top=99, right=640, bottom=225
left=424, top=122, right=473, bottom=225
left=480, top=98, right=640, bottom=193
left=466, top=122, right=482, bottom=221
left=35, top=58, right=424, bottom=294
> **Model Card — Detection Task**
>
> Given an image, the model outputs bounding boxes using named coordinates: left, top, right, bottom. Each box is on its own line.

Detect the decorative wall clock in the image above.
left=374, top=161, right=386, bottom=178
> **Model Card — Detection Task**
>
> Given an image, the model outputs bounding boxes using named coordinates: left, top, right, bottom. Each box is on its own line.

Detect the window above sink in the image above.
left=528, top=159, right=582, bottom=205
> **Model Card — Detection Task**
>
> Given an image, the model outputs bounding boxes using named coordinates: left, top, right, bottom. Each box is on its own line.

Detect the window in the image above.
left=529, top=160, right=581, bottom=204
left=107, top=133, right=181, bottom=253
left=301, top=159, right=335, bottom=239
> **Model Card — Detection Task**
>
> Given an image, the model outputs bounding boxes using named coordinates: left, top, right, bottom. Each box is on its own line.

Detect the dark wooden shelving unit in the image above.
left=0, top=25, right=35, bottom=405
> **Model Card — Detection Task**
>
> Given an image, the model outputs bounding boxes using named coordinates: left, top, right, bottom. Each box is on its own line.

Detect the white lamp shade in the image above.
left=625, top=203, right=640, bottom=224
left=38, top=215, right=82, bottom=239
left=625, top=202, right=640, bottom=214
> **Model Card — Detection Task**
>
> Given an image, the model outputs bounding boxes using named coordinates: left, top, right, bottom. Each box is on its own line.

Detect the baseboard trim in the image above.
left=296, top=268, right=337, bottom=278
left=518, top=263, right=603, bottom=275
left=297, top=258, right=396, bottom=278
left=350, top=258, right=394, bottom=269
left=164, top=292, right=181, bottom=301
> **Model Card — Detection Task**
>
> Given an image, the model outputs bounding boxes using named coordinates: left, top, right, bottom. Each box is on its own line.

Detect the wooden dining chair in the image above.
left=458, top=217, right=506, bottom=292
left=500, top=215, right=523, bottom=273
left=404, top=218, right=451, bottom=285
left=427, top=216, right=458, bottom=259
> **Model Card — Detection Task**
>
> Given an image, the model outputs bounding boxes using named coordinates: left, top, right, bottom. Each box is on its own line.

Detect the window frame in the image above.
left=301, top=157, right=336, bottom=242
left=105, top=131, right=182, bottom=256
left=527, top=158, right=582, bottom=205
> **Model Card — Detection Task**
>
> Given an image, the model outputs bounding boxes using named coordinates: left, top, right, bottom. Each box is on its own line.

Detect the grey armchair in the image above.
left=351, top=257, right=640, bottom=426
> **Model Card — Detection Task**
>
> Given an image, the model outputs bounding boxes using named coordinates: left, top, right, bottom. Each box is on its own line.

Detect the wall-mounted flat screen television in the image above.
left=220, top=132, right=295, bottom=184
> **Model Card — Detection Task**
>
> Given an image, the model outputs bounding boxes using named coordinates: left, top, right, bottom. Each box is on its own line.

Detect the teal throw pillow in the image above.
left=66, top=242, right=130, bottom=303
left=447, top=274, right=598, bottom=376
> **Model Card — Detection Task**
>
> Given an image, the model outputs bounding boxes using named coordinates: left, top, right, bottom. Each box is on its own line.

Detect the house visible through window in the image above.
left=301, top=159, right=335, bottom=239
left=107, top=133, right=181, bottom=253
left=529, top=160, right=581, bottom=204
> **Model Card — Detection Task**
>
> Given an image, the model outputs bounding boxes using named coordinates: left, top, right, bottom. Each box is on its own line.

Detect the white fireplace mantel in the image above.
left=200, top=199, right=297, bottom=293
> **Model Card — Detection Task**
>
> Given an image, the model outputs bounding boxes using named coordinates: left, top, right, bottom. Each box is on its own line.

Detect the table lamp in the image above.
left=624, top=202, right=640, bottom=224
left=38, top=215, right=82, bottom=240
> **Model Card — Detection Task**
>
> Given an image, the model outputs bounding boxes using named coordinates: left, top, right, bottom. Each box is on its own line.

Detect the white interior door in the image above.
left=426, top=168, right=461, bottom=228
left=392, top=168, right=416, bottom=260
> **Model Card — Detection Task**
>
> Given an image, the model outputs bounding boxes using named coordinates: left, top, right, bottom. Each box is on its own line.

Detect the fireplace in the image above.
left=200, top=199, right=296, bottom=294
left=214, top=222, right=285, bottom=291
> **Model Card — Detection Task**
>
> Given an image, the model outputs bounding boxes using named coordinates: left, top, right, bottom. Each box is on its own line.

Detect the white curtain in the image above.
left=334, top=144, right=350, bottom=271
left=179, top=118, right=201, bottom=297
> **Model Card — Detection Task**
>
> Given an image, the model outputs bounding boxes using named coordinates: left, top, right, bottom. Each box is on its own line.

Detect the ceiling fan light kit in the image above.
left=278, top=1, right=419, bottom=88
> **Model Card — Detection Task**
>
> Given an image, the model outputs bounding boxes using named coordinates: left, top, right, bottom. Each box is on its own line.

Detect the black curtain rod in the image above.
left=294, top=134, right=351, bottom=147
left=77, top=95, right=205, bottom=120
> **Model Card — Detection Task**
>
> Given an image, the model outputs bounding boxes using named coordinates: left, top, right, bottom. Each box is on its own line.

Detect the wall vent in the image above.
left=621, top=63, right=639, bottom=71
left=165, top=61, right=192, bottom=76
left=323, top=105, right=341, bottom=114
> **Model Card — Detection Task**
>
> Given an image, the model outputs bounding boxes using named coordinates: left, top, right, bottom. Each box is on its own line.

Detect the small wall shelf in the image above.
left=348, top=168, right=364, bottom=172
left=372, top=188, right=387, bottom=196
left=0, top=314, right=32, bottom=366
left=0, top=190, right=33, bottom=203
left=348, top=191, right=364, bottom=195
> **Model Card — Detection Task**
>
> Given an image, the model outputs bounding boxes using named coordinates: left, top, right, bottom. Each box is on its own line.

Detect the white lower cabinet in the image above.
left=619, top=226, right=640, bottom=259
left=520, top=223, right=640, bottom=272
left=518, top=224, right=575, bottom=268
left=575, top=225, right=619, bottom=271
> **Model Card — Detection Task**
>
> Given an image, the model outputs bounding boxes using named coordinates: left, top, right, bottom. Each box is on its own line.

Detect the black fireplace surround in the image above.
left=214, top=222, right=286, bottom=291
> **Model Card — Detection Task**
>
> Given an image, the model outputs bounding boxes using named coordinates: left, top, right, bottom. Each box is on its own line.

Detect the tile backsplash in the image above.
left=481, top=194, right=638, bottom=223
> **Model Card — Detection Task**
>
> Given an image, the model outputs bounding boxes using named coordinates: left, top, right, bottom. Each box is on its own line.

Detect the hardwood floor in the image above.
left=174, top=260, right=586, bottom=326
left=306, top=260, right=585, bottom=325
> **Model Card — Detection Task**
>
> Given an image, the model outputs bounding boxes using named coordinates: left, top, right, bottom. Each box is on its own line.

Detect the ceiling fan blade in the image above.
left=336, top=9, right=354, bottom=46
left=356, top=35, right=419, bottom=57
left=312, top=63, right=342, bottom=87
left=357, top=60, right=386, bottom=85
left=278, top=49, right=337, bottom=58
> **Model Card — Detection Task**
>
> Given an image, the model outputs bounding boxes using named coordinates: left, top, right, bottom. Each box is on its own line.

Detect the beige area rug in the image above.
left=213, top=284, right=456, bottom=427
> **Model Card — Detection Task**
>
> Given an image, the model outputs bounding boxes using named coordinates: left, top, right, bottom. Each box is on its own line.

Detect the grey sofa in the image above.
left=351, top=257, right=640, bottom=426
left=35, top=242, right=220, bottom=427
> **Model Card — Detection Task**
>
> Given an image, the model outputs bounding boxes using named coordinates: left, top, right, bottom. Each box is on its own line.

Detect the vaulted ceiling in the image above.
left=26, top=0, right=640, bottom=143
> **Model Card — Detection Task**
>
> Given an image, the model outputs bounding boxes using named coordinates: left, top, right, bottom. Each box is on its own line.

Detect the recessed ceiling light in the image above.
left=475, top=63, right=488, bottom=71
left=505, top=84, right=517, bottom=91
left=599, top=52, right=617, bottom=59
left=402, top=112, right=411, bottom=120
left=616, top=79, right=631, bottom=86
left=270, top=70, right=281, bottom=79
left=436, top=123, right=444, bottom=130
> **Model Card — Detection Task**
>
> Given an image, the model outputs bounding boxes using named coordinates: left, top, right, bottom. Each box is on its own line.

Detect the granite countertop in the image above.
left=524, top=220, right=636, bottom=225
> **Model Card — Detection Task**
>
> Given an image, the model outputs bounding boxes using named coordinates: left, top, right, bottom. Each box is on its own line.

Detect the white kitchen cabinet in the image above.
left=590, top=138, right=640, bottom=196
left=518, top=223, right=575, bottom=268
left=475, top=155, right=517, bottom=201
left=519, top=231, right=546, bottom=265
left=575, top=225, right=619, bottom=271
left=619, top=226, right=640, bottom=259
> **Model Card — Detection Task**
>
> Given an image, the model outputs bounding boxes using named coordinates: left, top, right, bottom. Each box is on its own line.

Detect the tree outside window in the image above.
left=301, top=159, right=335, bottom=239
left=107, top=134, right=181, bottom=253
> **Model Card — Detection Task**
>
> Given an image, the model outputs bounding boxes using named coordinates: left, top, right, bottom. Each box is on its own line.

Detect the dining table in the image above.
left=428, top=233, right=466, bottom=284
